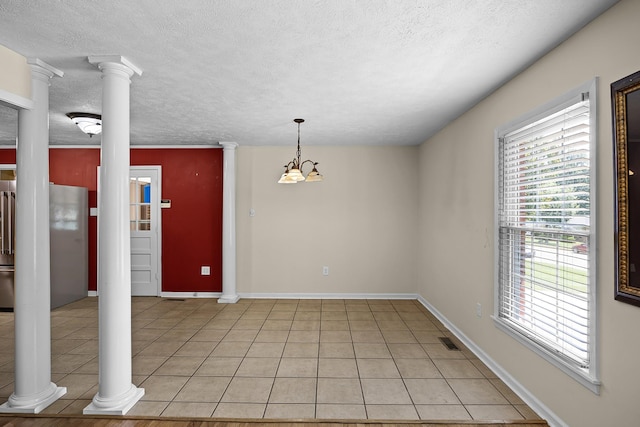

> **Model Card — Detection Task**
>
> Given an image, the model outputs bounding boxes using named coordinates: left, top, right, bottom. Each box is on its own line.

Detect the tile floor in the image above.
left=0, top=298, right=542, bottom=421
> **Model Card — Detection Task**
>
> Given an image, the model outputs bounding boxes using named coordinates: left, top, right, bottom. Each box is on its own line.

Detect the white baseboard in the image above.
left=87, top=291, right=97, bottom=297
left=238, top=292, right=418, bottom=300
left=416, top=295, right=566, bottom=427
left=160, top=292, right=222, bottom=298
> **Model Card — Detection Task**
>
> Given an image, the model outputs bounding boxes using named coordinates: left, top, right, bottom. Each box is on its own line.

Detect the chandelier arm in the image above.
left=299, top=159, right=318, bottom=173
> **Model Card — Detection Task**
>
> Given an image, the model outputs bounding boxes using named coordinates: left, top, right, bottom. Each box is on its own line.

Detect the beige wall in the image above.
left=0, top=44, right=30, bottom=104
left=417, top=0, right=640, bottom=425
left=236, top=145, right=418, bottom=296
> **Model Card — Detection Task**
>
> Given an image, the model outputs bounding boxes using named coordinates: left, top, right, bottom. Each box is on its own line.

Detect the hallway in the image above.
left=0, top=297, right=541, bottom=422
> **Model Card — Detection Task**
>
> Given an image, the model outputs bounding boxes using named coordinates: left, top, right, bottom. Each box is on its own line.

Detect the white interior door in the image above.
left=129, top=166, right=161, bottom=296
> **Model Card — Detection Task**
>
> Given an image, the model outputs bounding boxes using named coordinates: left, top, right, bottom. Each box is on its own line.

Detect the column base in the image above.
left=83, top=385, right=144, bottom=416
left=0, top=384, right=66, bottom=414
left=218, top=294, right=240, bottom=304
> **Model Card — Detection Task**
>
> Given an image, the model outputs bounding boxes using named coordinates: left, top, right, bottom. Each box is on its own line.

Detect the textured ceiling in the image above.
left=0, top=0, right=619, bottom=147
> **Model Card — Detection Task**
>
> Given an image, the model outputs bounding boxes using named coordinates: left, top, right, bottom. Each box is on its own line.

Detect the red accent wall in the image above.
left=0, top=147, right=223, bottom=293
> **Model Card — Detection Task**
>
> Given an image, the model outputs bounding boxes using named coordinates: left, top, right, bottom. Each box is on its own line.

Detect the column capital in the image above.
left=219, top=141, right=239, bottom=150
left=88, top=55, right=143, bottom=77
left=26, top=58, right=63, bottom=82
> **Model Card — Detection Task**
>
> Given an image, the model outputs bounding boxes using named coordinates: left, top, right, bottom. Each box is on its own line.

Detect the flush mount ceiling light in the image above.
left=278, top=118, right=323, bottom=184
left=66, top=112, right=102, bottom=138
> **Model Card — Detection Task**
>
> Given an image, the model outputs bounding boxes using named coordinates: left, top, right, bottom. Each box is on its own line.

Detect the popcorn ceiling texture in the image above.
left=0, top=0, right=617, bottom=146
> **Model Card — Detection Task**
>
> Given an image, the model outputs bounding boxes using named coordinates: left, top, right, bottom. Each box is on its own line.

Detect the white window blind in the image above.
left=496, top=82, right=598, bottom=391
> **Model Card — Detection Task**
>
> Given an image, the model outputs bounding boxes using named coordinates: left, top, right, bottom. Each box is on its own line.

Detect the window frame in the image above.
left=493, top=78, right=600, bottom=394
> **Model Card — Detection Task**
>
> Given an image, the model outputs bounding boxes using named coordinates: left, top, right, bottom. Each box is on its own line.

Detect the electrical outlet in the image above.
left=476, top=303, right=482, bottom=317
left=201, top=266, right=211, bottom=276
left=322, top=266, right=329, bottom=276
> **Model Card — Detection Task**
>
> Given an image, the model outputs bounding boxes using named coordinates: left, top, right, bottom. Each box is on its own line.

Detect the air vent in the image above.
left=439, top=337, right=460, bottom=351
left=165, top=298, right=185, bottom=302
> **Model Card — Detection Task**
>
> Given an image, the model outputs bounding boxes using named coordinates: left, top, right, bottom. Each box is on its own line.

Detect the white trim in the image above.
left=88, top=291, right=97, bottom=297
left=238, top=292, right=418, bottom=300
left=160, top=292, right=222, bottom=299
left=129, top=145, right=222, bottom=149
left=0, top=89, right=33, bottom=110
left=416, top=295, right=566, bottom=427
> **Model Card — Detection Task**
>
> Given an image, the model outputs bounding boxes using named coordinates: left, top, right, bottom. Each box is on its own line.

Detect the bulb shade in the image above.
left=67, top=113, right=102, bottom=137
left=306, top=170, right=323, bottom=182
left=287, top=168, right=306, bottom=182
left=278, top=173, right=298, bottom=184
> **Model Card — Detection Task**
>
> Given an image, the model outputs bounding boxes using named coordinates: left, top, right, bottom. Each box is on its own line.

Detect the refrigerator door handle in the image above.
left=0, top=191, right=5, bottom=255
left=8, top=192, right=13, bottom=255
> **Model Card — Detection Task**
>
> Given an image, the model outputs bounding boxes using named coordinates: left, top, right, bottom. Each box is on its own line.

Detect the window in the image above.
left=495, top=79, right=599, bottom=393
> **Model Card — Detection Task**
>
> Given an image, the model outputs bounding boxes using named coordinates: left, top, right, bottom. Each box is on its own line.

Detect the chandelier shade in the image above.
left=66, top=112, right=102, bottom=137
left=278, top=118, right=323, bottom=184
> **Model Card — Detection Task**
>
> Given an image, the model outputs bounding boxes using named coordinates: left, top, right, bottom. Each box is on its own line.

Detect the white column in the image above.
left=83, top=56, right=143, bottom=415
left=218, top=142, right=239, bottom=303
left=0, top=59, right=66, bottom=414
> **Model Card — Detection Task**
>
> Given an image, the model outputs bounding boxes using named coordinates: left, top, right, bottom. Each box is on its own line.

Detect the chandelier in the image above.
left=278, top=119, right=323, bottom=184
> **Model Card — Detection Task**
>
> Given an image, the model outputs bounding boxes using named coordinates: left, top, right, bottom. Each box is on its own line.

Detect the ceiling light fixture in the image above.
left=278, top=118, right=323, bottom=184
left=66, top=112, right=102, bottom=137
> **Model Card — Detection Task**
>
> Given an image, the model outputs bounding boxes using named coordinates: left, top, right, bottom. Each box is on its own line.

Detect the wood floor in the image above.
left=0, top=414, right=550, bottom=427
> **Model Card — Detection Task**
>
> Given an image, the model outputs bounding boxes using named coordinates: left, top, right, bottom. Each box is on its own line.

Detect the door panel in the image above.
left=130, top=167, right=161, bottom=296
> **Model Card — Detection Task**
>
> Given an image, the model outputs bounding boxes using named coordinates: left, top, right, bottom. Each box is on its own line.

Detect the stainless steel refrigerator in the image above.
left=0, top=182, right=88, bottom=310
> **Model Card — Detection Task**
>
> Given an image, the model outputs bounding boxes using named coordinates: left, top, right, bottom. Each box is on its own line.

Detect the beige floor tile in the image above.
left=357, top=358, right=400, bottom=378
left=316, top=403, right=366, bottom=419
left=221, top=377, right=274, bottom=403
left=232, top=319, right=265, bottom=329
left=173, top=376, right=231, bottom=402
left=52, top=339, right=89, bottom=355
left=319, top=342, right=355, bottom=358
left=140, top=375, right=190, bottom=401
left=277, top=358, right=317, bottom=377
left=465, top=404, right=524, bottom=420
left=246, top=342, right=285, bottom=358
left=404, top=378, right=460, bottom=404
left=294, top=312, right=321, bottom=321
left=51, top=354, right=95, bottom=374
left=236, top=357, right=280, bottom=377
left=222, top=329, right=259, bottom=342
left=132, top=355, right=168, bottom=376
left=433, top=359, right=484, bottom=378
left=415, top=404, right=472, bottom=420
left=411, top=331, right=443, bottom=344
left=291, top=320, right=320, bottom=330
left=381, top=330, right=417, bottom=344
left=137, top=340, right=183, bottom=357
left=361, top=379, right=411, bottom=404
left=265, top=403, right=315, bottom=419
left=155, top=356, right=205, bottom=376
left=162, top=401, right=216, bottom=417
left=350, top=330, right=385, bottom=343
left=194, top=357, right=242, bottom=376
left=349, top=320, right=379, bottom=331
left=262, top=320, right=293, bottom=330
left=372, top=311, right=402, bottom=321
left=447, top=379, right=509, bottom=405
left=268, top=311, right=295, bottom=320
left=347, top=311, right=374, bottom=321
left=269, top=377, right=316, bottom=403
left=158, top=329, right=197, bottom=342
left=39, top=398, right=72, bottom=414
left=213, top=402, right=266, bottom=418
left=319, top=330, right=352, bottom=342
left=316, top=378, right=363, bottom=404
left=239, top=312, right=269, bottom=321
left=422, top=343, right=467, bottom=359
left=387, top=343, right=428, bottom=358
left=202, top=319, right=236, bottom=330
left=210, top=341, right=251, bottom=357
left=58, top=399, right=92, bottom=415
left=186, top=329, right=226, bottom=342
left=489, top=378, right=526, bottom=404
left=67, top=340, right=99, bottom=355
left=394, top=358, right=442, bottom=378
left=471, top=358, right=499, bottom=379
left=404, top=320, right=439, bottom=331
left=254, top=330, right=289, bottom=343
left=318, top=358, right=359, bottom=378
left=366, top=404, right=419, bottom=420
left=55, top=373, right=98, bottom=399
left=376, top=321, right=409, bottom=331
left=175, top=341, right=218, bottom=357
left=321, top=320, right=350, bottom=331
left=287, top=330, right=319, bottom=343
left=321, top=311, right=347, bottom=320
left=353, top=343, right=392, bottom=358
left=283, top=342, right=319, bottom=357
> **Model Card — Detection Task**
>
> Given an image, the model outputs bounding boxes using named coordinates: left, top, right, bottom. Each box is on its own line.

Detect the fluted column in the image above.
left=0, top=59, right=66, bottom=414
left=83, top=55, right=143, bottom=415
left=218, top=142, right=239, bottom=303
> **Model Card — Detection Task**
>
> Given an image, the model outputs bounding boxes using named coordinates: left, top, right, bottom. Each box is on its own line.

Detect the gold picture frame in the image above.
left=612, top=70, right=640, bottom=306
